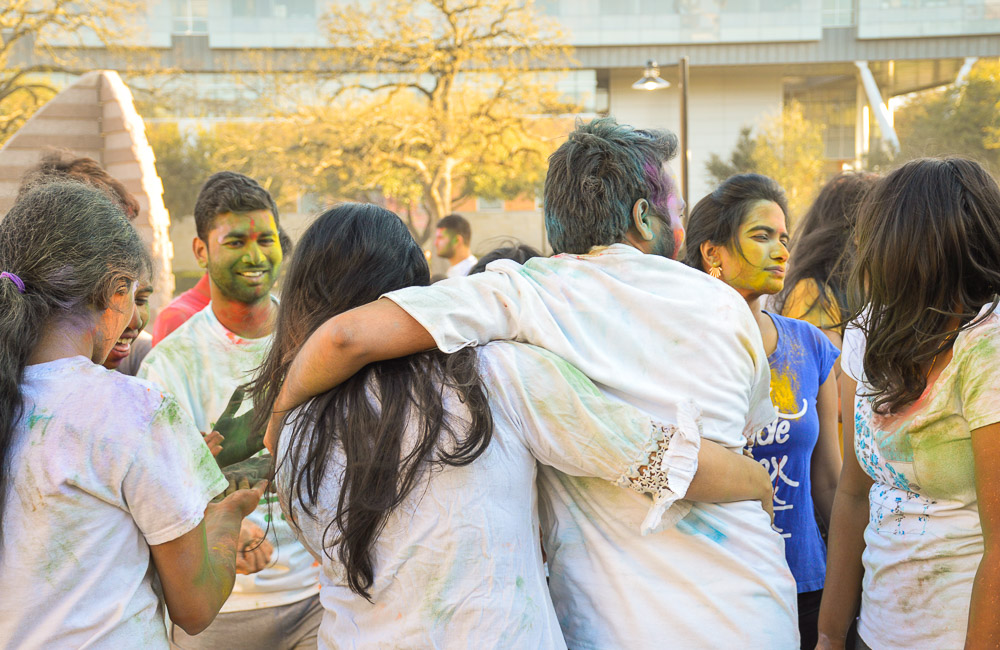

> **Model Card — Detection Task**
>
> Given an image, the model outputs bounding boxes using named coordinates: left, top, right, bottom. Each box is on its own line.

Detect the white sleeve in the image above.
left=124, top=393, right=228, bottom=546
left=484, top=343, right=702, bottom=535
left=384, top=262, right=530, bottom=353
left=841, top=323, right=866, bottom=383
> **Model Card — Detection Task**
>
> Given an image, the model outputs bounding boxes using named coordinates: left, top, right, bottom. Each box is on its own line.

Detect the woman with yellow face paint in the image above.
left=684, top=174, right=842, bottom=650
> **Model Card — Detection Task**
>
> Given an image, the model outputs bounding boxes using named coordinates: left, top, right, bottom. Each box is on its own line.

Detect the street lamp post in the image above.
left=633, top=56, right=690, bottom=218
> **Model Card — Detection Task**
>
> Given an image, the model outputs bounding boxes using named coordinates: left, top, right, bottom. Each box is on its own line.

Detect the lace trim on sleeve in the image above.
left=614, top=400, right=702, bottom=536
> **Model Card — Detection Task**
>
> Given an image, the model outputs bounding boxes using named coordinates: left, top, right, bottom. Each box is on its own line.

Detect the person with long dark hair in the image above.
left=684, top=174, right=842, bottom=649
left=250, top=202, right=774, bottom=648
left=0, top=182, right=264, bottom=647
left=817, top=158, right=1000, bottom=649
left=772, top=172, right=879, bottom=348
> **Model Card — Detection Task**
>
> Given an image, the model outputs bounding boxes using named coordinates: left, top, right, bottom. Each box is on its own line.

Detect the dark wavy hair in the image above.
left=248, top=203, right=493, bottom=599
left=849, top=158, right=1000, bottom=413
left=0, top=182, right=148, bottom=539
left=469, top=241, right=542, bottom=275
left=544, top=116, right=678, bottom=255
left=682, top=173, right=789, bottom=272
left=17, top=149, right=141, bottom=221
left=193, top=171, right=280, bottom=241
left=772, top=172, right=878, bottom=329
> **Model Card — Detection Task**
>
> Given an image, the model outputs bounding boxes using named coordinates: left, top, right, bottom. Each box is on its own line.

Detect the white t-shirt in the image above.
left=385, top=244, right=797, bottom=649
left=445, top=254, right=477, bottom=278
left=277, top=342, right=702, bottom=649
left=139, top=304, right=320, bottom=613
left=0, top=357, right=227, bottom=649
left=843, top=307, right=1000, bottom=649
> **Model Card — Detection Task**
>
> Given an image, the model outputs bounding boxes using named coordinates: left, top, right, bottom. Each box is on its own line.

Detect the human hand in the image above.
left=752, top=461, right=775, bottom=524
left=217, top=455, right=273, bottom=500
left=215, top=479, right=268, bottom=518
left=235, top=520, right=274, bottom=575
left=202, top=430, right=224, bottom=457
left=212, top=387, right=263, bottom=467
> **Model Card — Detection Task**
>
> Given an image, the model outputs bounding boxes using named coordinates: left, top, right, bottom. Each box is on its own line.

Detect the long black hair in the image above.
left=249, top=203, right=493, bottom=599
left=0, top=182, right=148, bottom=538
left=772, top=172, right=878, bottom=328
left=849, top=158, right=1000, bottom=413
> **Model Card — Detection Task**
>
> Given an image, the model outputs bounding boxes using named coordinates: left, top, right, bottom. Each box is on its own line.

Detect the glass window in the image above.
left=232, top=0, right=256, bottom=17
left=639, top=0, right=678, bottom=13
left=822, top=0, right=855, bottom=26
left=600, top=0, right=638, bottom=14
left=171, top=0, right=208, bottom=33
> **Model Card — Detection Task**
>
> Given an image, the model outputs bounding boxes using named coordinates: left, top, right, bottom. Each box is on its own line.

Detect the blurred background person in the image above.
left=773, top=172, right=879, bottom=350
left=434, top=214, right=477, bottom=278
left=468, top=241, right=542, bottom=275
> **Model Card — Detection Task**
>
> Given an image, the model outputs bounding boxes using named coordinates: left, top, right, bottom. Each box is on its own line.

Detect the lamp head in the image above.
left=632, top=59, right=670, bottom=91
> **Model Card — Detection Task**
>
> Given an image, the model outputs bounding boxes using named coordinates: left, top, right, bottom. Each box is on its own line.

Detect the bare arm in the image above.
left=265, top=299, right=434, bottom=452
left=966, top=422, right=1000, bottom=648
left=149, top=483, right=265, bottom=635
left=816, top=374, right=872, bottom=650
left=687, top=440, right=774, bottom=521
left=811, top=368, right=842, bottom=528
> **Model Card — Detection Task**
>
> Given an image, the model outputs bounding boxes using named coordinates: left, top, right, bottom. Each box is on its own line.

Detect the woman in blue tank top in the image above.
left=683, top=174, right=842, bottom=649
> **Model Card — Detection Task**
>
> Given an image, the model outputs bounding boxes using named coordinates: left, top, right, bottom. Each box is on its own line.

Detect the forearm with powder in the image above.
left=154, top=484, right=265, bottom=634
left=269, top=300, right=435, bottom=434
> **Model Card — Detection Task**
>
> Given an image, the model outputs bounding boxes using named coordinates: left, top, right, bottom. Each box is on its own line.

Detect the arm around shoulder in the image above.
left=266, top=299, right=434, bottom=450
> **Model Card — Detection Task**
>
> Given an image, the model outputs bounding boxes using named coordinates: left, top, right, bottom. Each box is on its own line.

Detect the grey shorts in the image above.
left=170, top=594, right=322, bottom=650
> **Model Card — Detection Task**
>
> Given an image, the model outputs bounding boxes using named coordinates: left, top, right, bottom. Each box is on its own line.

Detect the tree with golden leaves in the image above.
left=0, top=0, right=141, bottom=143
left=705, top=102, right=827, bottom=222
left=750, top=102, right=827, bottom=220
left=307, top=0, right=574, bottom=243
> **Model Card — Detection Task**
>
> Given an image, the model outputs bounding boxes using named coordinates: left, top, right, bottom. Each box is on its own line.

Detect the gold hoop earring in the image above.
left=709, top=265, right=722, bottom=279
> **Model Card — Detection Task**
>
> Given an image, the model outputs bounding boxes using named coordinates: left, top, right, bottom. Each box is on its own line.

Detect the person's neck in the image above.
left=28, top=317, right=96, bottom=365
left=448, top=248, right=471, bottom=267
left=209, top=287, right=275, bottom=340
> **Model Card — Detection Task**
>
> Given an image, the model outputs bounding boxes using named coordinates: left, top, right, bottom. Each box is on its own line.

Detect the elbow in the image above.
left=324, top=317, right=356, bottom=353
left=171, top=608, right=218, bottom=637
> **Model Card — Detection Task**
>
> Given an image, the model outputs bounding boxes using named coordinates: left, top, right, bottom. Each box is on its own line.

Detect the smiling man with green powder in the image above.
left=139, top=172, right=321, bottom=649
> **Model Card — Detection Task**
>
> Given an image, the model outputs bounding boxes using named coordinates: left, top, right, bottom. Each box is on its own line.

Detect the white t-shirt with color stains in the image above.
left=277, top=342, right=702, bottom=649
left=843, top=307, right=1000, bottom=649
left=139, top=304, right=320, bottom=613
left=0, top=357, right=227, bottom=649
left=385, top=245, right=797, bottom=649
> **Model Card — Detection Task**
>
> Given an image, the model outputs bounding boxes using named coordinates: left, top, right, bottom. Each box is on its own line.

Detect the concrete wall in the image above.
left=0, top=71, right=175, bottom=315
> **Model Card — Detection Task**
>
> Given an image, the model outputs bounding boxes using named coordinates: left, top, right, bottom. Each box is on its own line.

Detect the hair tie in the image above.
left=0, top=271, right=26, bottom=294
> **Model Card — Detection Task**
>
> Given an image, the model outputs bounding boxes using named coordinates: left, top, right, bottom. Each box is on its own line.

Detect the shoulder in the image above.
left=782, top=279, right=842, bottom=329
left=955, top=308, right=1000, bottom=362
left=76, top=366, right=176, bottom=432
left=146, top=309, right=212, bottom=357
left=478, top=341, right=590, bottom=389
left=772, top=312, right=839, bottom=366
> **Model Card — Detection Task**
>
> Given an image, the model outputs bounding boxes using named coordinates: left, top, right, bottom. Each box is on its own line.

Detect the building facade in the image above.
left=25, top=0, right=1000, bottom=280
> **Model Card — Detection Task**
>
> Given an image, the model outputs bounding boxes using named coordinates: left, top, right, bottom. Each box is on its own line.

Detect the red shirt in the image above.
left=151, top=274, right=211, bottom=346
